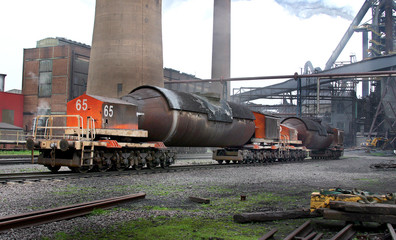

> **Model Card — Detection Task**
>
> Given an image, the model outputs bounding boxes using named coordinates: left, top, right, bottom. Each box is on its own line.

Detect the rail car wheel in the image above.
left=46, top=165, right=61, bottom=173
left=133, top=164, right=143, bottom=170
left=94, top=151, right=111, bottom=172
left=111, top=151, right=129, bottom=171
left=225, top=160, right=230, bottom=164
left=217, top=160, right=223, bottom=164
left=146, top=161, right=153, bottom=169
left=145, top=151, right=154, bottom=169
left=114, top=159, right=129, bottom=171
left=160, top=159, right=170, bottom=169
left=96, top=161, right=111, bottom=172
left=69, top=166, right=91, bottom=173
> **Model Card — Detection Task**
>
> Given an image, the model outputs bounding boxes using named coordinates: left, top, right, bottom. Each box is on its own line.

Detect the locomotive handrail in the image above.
left=86, top=117, right=96, bottom=140
left=33, top=115, right=85, bottom=141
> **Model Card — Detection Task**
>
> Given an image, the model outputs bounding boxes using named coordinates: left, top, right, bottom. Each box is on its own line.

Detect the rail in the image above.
left=0, top=193, right=146, bottom=232
left=33, top=115, right=96, bottom=141
left=0, top=130, right=26, bottom=144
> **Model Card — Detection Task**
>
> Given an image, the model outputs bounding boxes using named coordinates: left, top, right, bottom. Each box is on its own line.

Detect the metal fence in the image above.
left=0, top=129, right=26, bottom=145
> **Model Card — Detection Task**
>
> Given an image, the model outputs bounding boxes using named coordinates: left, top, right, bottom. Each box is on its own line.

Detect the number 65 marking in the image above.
left=104, top=105, right=114, bottom=117
left=76, top=99, right=88, bottom=111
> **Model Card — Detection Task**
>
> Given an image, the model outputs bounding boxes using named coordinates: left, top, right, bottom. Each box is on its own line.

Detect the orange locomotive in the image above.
left=212, top=112, right=308, bottom=164
left=28, top=92, right=175, bottom=173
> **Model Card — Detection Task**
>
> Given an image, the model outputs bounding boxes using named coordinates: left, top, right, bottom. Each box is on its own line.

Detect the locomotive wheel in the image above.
left=70, top=166, right=91, bottom=173
left=114, top=162, right=129, bottom=171
left=133, top=164, right=143, bottom=170
left=96, top=163, right=111, bottom=172
left=46, top=165, right=61, bottom=173
left=146, top=162, right=153, bottom=169
left=160, top=160, right=170, bottom=169
left=94, top=151, right=111, bottom=172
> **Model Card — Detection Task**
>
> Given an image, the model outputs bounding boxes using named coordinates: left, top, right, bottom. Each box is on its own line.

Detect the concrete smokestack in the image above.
left=87, top=0, right=164, bottom=98
left=212, top=0, right=231, bottom=100
left=0, top=74, right=5, bottom=92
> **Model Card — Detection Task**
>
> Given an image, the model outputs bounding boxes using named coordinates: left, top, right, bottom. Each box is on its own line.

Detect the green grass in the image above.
left=47, top=216, right=270, bottom=240
left=352, top=178, right=380, bottom=183
left=89, top=208, right=113, bottom=216
left=42, top=190, right=304, bottom=240
left=370, top=152, right=387, bottom=157
left=0, top=150, right=38, bottom=155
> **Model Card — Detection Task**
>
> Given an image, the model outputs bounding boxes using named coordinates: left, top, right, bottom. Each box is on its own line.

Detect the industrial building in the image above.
left=22, top=37, right=91, bottom=131
left=0, top=75, right=25, bottom=148
left=230, top=0, right=396, bottom=147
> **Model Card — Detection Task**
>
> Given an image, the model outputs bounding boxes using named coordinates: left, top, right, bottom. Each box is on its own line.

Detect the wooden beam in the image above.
left=233, top=209, right=317, bottom=223
left=323, top=209, right=396, bottom=224
left=329, top=201, right=396, bottom=215
left=188, top=197, right=210, bottom=204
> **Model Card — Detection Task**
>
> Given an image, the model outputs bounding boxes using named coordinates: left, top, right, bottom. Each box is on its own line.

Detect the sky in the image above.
left=0, top=0, right=369, bottom=92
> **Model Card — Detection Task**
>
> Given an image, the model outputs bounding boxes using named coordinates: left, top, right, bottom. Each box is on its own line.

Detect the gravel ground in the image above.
left=0, top=150, right=395, bottom=239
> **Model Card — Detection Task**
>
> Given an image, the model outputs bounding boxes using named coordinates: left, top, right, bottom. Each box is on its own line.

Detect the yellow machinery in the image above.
left=361, top=137, right=389, bottom=148
left=310, top=188, right=393, bottom=212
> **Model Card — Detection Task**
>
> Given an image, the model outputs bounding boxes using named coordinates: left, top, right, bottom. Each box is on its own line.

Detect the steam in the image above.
left=274, top=0, right=354, bottom=20
left=164, top=0, right=355, bottom=20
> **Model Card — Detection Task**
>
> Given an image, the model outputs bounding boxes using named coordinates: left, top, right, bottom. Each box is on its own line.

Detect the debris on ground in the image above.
left=370, top=161, right=396, bottom=169
left=233, top=208, right=319, bottom=223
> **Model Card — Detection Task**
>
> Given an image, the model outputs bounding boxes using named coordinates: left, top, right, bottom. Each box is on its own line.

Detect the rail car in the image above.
left=281, top=117, right=344, bottom=159
left=212, top=113, right=309, bottom=164
left=213, top=115, right=344, bottom=164
left=27, top=93, right=176, bottom=173
left=28, top=85, right=343, bottom=173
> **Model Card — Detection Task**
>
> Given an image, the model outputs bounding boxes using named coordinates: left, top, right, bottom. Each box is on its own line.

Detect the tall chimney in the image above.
left=87, top=0, right=164, bottom=98
left=212, top=0, right=231, bottom=100
left=0, top=74, right=6, bottom=92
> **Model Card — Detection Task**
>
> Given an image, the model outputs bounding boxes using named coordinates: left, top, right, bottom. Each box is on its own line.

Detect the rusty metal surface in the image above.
left=281, top=117, right=334, bottom=150
left=388, top=223, right=396, bottom=240
left=329, top=224, right=355, bottom=240
left=265, top=115, right=280, bottom=140
left=259, top=228, right=278, bottom=240
left=123, top=86, right=255, bottom=147
left=332, top=128, right=344, bottom=146
left=284, top=220, right=313, bottom=240
left=0, top=193, right=145, bottom=232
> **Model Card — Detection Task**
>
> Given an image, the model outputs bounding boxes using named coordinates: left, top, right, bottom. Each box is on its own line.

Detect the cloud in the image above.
left=274, top=0, right=354, bottom=20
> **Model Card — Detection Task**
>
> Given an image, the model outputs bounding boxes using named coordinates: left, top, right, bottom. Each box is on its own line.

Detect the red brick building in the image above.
left=22, top=37, right=91, bottom=131
left=0, top=91, right=24, bottom=128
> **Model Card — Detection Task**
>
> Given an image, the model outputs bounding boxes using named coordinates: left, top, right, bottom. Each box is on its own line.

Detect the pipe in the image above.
left=324, top=0, right=375, bottom=70
left=165, top=71, right=396, bottom=84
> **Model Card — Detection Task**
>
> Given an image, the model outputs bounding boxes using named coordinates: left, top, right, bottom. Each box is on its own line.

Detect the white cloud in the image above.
left=0, top=0, right=94, bottom=91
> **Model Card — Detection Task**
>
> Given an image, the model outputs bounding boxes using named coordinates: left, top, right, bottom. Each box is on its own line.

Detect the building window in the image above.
left=36, top=108, right=51, bottom=135
left=2, top=109, right=14, bottom=125
left=117, top=83, right=123, bottom=96
left=336, top=102, right=343, bottom=114
left=38, top=60, right=52, bottom=97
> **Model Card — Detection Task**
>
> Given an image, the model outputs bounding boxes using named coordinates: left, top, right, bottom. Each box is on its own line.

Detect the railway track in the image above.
left=0, top=155, right=38, bottom=165
left=0, top=153, right=211, bottom=165
left=0, top=158, right=310, bottom=184
left=0, top=193, right=146, bottom=232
